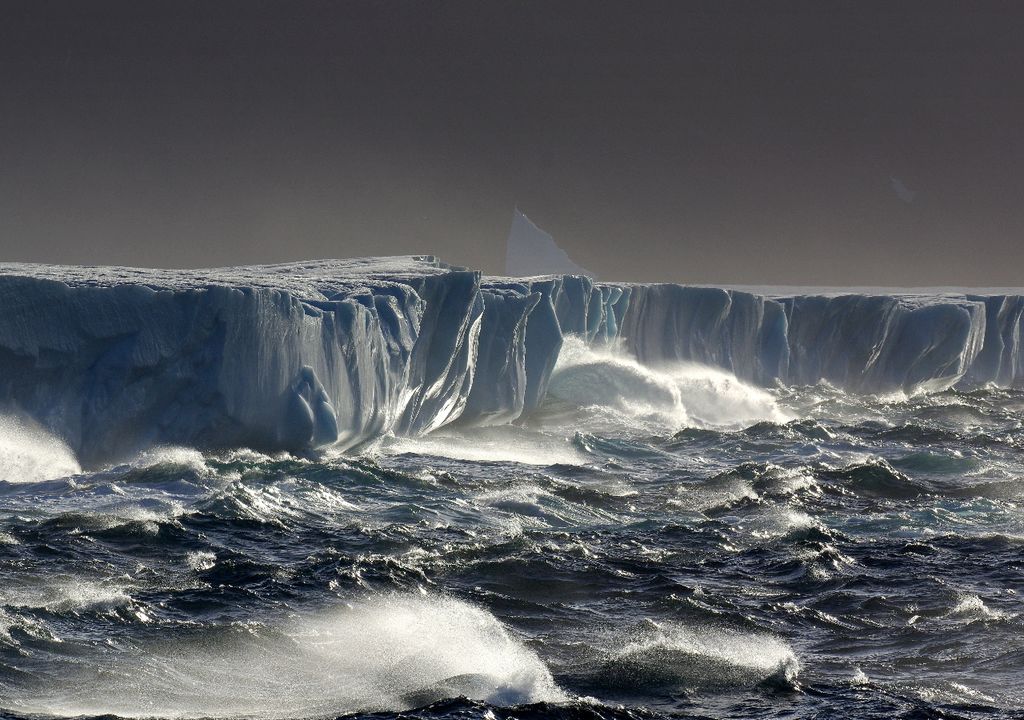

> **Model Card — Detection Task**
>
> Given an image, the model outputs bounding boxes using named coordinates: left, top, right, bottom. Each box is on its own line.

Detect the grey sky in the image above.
left=1, top=1, right=1022, bottom=285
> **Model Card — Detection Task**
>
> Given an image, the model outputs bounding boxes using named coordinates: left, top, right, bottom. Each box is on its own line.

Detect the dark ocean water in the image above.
left=1, top=343, right=1023, bottom=720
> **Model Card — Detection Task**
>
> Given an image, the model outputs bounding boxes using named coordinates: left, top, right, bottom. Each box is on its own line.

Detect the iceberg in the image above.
left=505, top=209, right=594, bottom=278
left=0, top=256, right=1022, bottom=465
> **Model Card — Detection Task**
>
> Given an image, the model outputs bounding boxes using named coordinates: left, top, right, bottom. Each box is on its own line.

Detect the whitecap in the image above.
left=128, top=445, right=211, bottom=474
left=7, top=593, right=565, bottom=718
left=544, top=337, right=789, bottom=435
left=600, top=620, right=799, bottom=690
left=186, top=551, right=217, bottom=571
left=1, top=577, right=132, bottom=613
left=947, top=592, right=1011, bottom=622
left=379, top=426, right=587, bottom=466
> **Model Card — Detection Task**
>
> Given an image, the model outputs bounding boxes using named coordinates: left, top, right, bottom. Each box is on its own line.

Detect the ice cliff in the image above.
left=0, top=257, right=1021, bottom=464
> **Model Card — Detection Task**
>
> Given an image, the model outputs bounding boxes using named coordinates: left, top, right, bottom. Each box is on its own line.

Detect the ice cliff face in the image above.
left=0, top=257, right=1021, bottom=464
left=617, top=285, right=998, bottom=395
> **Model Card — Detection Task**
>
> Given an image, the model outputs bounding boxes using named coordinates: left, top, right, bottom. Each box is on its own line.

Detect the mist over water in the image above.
left=0, top=415, right=80, bottom=484
left=1, top=339, right=1023, bottom=719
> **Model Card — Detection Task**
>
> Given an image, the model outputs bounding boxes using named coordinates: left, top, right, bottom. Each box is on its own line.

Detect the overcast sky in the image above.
left=2, top=1, right=1022, bottom=285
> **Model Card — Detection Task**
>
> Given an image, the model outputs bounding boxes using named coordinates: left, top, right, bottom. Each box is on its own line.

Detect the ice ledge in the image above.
left=0, top=258, right=1021, bottom=464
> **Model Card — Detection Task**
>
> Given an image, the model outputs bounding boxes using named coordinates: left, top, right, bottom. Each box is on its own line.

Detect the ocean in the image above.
left=1, top=338, right=1022, bottom=720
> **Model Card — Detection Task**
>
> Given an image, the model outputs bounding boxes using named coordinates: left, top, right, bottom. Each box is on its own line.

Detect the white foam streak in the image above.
left=379, top=426, right=586, bottom=466
left=1, top=576, right=132, bottom=613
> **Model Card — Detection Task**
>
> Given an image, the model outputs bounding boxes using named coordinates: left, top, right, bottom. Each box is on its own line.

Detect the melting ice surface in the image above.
left=1, top=257, right=1024, bottom=720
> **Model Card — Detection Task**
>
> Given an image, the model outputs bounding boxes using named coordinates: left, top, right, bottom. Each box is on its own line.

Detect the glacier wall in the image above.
left=616, top=285, right=1000, bottom=395
left=0, top=257, right=1022, bottom=465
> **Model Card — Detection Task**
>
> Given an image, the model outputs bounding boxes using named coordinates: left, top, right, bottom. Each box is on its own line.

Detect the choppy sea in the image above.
left=1, top=339, right=1022, bottom=719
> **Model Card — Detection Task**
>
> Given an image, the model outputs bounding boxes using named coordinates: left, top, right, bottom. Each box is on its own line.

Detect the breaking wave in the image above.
left=7, top=594, right=565, bottom=718
left=544, top=337, right=789, bottom=433
left=600, top=620, right=800, bottom=690
left=3, top=336, right=1024, bottom=719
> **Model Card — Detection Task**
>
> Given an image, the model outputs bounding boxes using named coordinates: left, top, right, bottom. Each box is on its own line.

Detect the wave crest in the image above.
left=9, top=594, right=565, bottom=718
left=545, top=337, right=789, bottom=433
left=600, top=620, right=800, bottom=691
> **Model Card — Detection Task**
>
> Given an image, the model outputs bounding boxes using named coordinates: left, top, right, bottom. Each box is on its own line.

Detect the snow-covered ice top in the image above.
left=0, top=255, right=455, bottom=295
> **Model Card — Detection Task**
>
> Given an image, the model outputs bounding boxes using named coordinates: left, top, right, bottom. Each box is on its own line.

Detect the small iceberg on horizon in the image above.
left=505, top=208, right=594, bottom=278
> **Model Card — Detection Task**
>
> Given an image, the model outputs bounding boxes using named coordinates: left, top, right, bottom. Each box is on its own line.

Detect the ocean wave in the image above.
left=0, top=576, right=133, bottom=614
left=6, top=594, right=565, bottom=718
left=598, top=620, right=799, bottom=691
left=818, top=459, right=927, bottom=500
